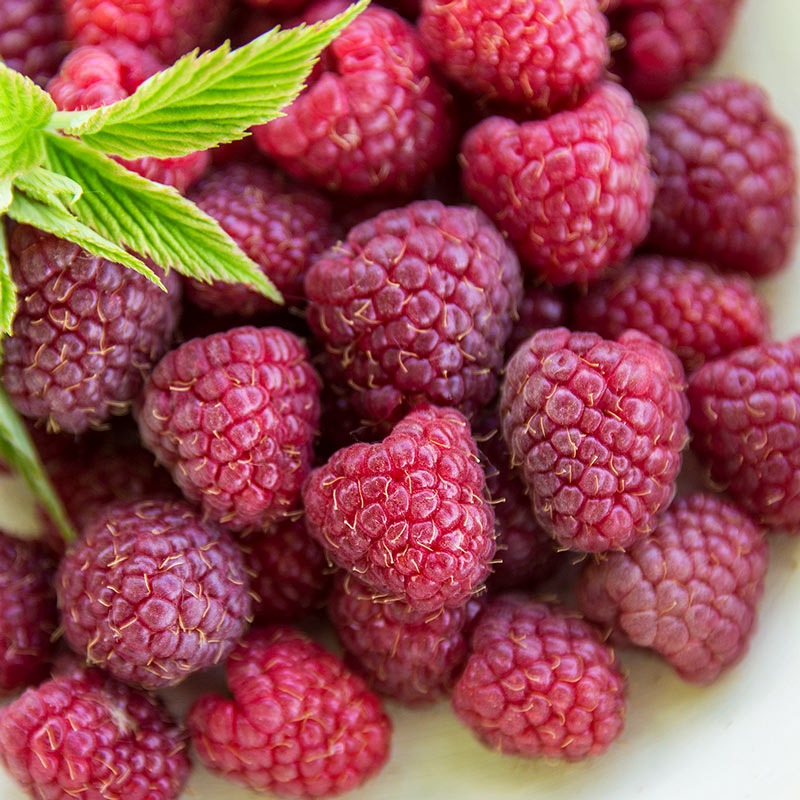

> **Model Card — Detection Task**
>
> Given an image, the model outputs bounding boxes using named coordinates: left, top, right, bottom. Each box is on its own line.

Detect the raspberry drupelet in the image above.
left=188, top=626, right=392, bottom=798
left=0, top=0, right=68, bottom=86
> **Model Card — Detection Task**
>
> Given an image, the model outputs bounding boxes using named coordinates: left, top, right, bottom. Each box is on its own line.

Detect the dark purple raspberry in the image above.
left=254, top=1, right=453, bottom=195
left=573, top=255, right=770, bottom=373
left=137, top=326, right=320, bottom=532
left=501, top=328, right=689, bottom=552
left=419, top=0, right=609, bottom=114
left=0, top=0, right=68, bottom=86
left=0, top=668, right=190, bottom=800
left=306, top=200, right=523, bottom=425
left=461, top=82, right=654, bottom=286
left=2, top=225, right=181, bottom=434
left=185, top=164, right=337, bottom=314
left=57, top=498, right=252, bottom=689
left=453, top=596, right=626, bottom=760
left=647, top=78, right=798, bottom=278
left=506, top=285, right=567, bottom=358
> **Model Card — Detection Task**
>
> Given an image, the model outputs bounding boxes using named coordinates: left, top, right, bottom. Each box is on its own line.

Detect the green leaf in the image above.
left=0, top=178, right=11, bottom=215
left=0, top=223, right=15, bottom=335
left=42, top=133, right=281, bottom=301
left=0, top=387, right=75, bottom=543
left=51, top=0, right=368, bottom=160
left=7, top=190, right=165, bottom=289
left=14, top=167, right=83, bottom=213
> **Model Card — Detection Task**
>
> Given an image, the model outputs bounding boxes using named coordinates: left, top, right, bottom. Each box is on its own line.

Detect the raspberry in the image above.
left=647, top=78, right=798, bottom=278
left=501, top=328, right=688, bottom=553
left=573, top=255, right=770, bottom=373
left=2, top=225, right=181, bottom=434
left=185, top=164, right=337, bottom=314
left=306, top=200, right=523, bottom=424
left=188, top=626, right=391, bottom=798
left=303, top=404, right=496, bottom=612
left=0, top=0, right=68, bottom=87
left=461, top=82, right=654, bottom=286
left=329, top=572, right=471, bottom=705
left=0, top=533, right=58, bottom=694
left=0, top=668, right=190, bottom=800
left=245, top=516, right=331, bottom=623
left=506, top=285, right=567, bottom=358
left=253, top=2, right=453, bottom=195
left=687, top=338, right=800, bottom=532
left=64, top=0, right=230, bottom=63
left=452, top=596, right=626, bottom=759
left=610, top=0, right=743, bottom=101
left=48, top=41, right=209, bottom=192
left=137, top=326, right=320, bottom=532
left=419, top=0, right=609, bottom=114
left=56, top=498, right=252, bottom=689
left=242, top=0, right=308, bottom=12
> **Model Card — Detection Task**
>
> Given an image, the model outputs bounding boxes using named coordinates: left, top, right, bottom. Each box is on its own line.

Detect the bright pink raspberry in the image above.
left=303, top=404, right=496, bottom=613
left=578, top=493, right=768, bottom=683
left=501, top=328, right=689, bottom=552
left=453, top=596, right=626, bottom=759
left=573, top=255, right=770, bottom=373
left=461, top=82, right=654, bottom=286
left=188, top=627, right=392, bottom=798
left=0, top=668, right=190, bottom=800
left=254, top=2, right=453, bottom=195
left=0, top=0, right=68, bottom=86
left=647, top=78, right=798, bottom=278
left=419, top=0, right=609, bottom=114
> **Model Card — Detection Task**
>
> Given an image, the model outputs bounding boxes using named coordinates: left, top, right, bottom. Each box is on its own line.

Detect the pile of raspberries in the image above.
left=0, top=0, right=797, bottom=798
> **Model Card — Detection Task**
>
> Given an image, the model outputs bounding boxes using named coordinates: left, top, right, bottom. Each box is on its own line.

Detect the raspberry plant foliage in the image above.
left=0, top=0, right=367, bottom=540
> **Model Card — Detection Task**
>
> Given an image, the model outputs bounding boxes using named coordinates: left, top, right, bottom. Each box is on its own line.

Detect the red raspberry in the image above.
left=647, top=78, right=798, bottom=278
left=687, top=338, right=800, bottom=532
left=63, top=0, right=230, bottom=63
left=253, top=2, right=453, bottom=195
left=48, top=41, right=209, bottom=192
left=246, top=516, right=331, bottom=623
left=452, top=596, right=626, bottom=759
left=0, top=668, right=190, bottom=800
left=0, top=0, right=68, bottom=86
left=419, top=0, right=609, bottom=114
left=306, top=200, right=523, bottom=424
left=56, top=498, right=252, bottom=689
left=137, top=326, right=320, bottom=532
left=2, top=225, right=181, bottom=434
left=501, top=328, right=688, bottom=553
left=303, top=404, right=496, bottom=613
left=573, top=255, right=770, bottom=373
left=461, top=82, right=654, bottom=286
left=242, top=0, right=309, bottom=12
left=0, top=533, right=58, bottom=694
left=610, top=0, right=743, bottom=102
left=185, top=164, right=337, bottom=314
left=329, top=572, right=475, bottom=705
left=506, top=285, right=567, bottom=358
left=188, top=626, right=391, bottom=798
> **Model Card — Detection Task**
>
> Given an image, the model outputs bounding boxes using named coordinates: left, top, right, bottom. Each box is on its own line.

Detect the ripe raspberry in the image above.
left=245, top=516, right=331, bottom=623
left=0, top=0, right=68, bottom=86
left=687, top=338, right=800, bottom=532
left=573, top=255, right=770, bottom=373
left=56, top=498, right=252, bottom=689
left=64, top=0, right=230, bottom=63
left=610, top=0, right=743, bottom=101
left=2, top=225, right=181, bottom=434
left=461, top=82, right=654, bottom=286
left=506, top=285, right=567, bottom=358
left=306, top=200, right=523, bottom=424
left=188, top=626, right=392, bottom=798
left=137, top=326, right=320, bottom=532
left=419, top=0, right=609, bottom=114
left=501, top=328, right=688, bottom=552
left=254, top=2, right=453, bottom=194
left=0, top=533, right=58, bottom=694
left=329, top=572, right=471, bottom=705
left=453, top=596, right=626, bottom=759
left=48, top=41, right=209, bottom=192
left=0, top=668, right=190, bottom=800
left=648, top=78, right=798, bottom=278
left=303, top=404, right=496, bottom=613
left=185, top=164, right=337, bottom=314
left=242, top=0, right=308, bottom=12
